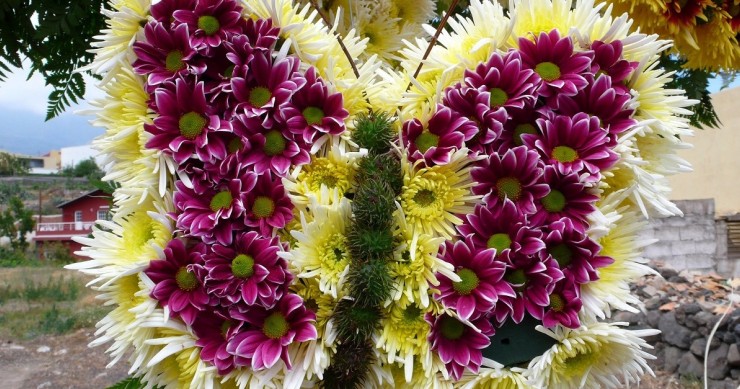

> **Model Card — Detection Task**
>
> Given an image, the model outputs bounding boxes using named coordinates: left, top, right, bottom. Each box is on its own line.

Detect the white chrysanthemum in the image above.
left=526, top=321, right=659, bottom=389
left=67, top=197, right=173, bottom=284
left=507, top=0, right=604, bottom=44
left=80, top=0, right=148, bottom=82
left=385, top=359, right=452, bottom=389
left=283, top=139, right=365, bottom=209
left=281, top=197, right=353, bottom=298
left=400, top=148, right=480, bottom=239
left=581, top=204, right=657, bottom=318
left=457, top=366, right=532, bottom=389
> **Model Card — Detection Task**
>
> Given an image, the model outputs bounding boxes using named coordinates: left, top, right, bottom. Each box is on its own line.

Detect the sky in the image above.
left=0, top=65, right=738, bottom=156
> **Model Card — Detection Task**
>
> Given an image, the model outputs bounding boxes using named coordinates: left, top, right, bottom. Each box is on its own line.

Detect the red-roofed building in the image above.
left=34, top=189, right=111, bottom=258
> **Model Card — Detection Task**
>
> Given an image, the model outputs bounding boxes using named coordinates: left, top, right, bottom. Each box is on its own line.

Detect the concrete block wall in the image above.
left=642, top=199, right=737, bottom=276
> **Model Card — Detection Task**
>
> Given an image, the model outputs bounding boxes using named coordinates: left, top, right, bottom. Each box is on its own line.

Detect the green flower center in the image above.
left=197, top=15, right=220, bottom=36
left=535, top=61, right=562, bottom=82
left=220, top=320, right=232, bottom=338
left=249, top=86, right=272, bottom=107
left=513, top=123, right=537, bottom=146
left=505, top=269, right=527, bottom=285
left=487, top=233, right=512, bottom=253
left=165, top=50, right=185, bottom=72
left=440, top=316, right=465, bottom=340
left=550, top=243, right=573, bottom=268
left=320, top=175, right=338, bottom=188
left=175, top=267, right=198, bottom=291
left=549, top=293, right=565, bottom=312
left=414, top=131, right=440, bottom=153
left=263, top=130, right=286, bottom=156
left=453, top=268, right=480, bottom=295
left=227, top=137, right=243, bottom=153
left=496, top=177, right=522, bottom=201
left=262, top=312, right=290, bottom=339
left=209, top=190, right=233, bottom=212
left=231, top=254, right=255, bottom=278
left=542, top=189, right=566, bottom=212
left=413, top=189, right=436, bottom=206
left=223, top=65, right=235, bottom=78
left=252, top=196, right=275, bottom=218
left=403, top=305, right=423, bottom=322
left=302, top=106, right=325, bottom=125
left=564, top=350, right=599, bottom=378
left=178, top=111, right=206, bottom=140
left=552, top=146, right=578, bottom=163
left=489, top=87, right=509, bottom=108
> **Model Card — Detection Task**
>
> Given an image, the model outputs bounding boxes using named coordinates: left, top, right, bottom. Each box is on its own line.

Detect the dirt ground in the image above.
left=0, top=328, right=129, bottom=389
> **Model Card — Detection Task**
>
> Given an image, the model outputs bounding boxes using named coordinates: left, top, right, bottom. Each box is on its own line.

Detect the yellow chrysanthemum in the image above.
left=400, top=148, right=479, bottom=239
left=385, top=360, right=452, bottom=389
left=527, top=322, right=659, bottom=389
left=508, top=0, right=605, bottom=45
left=458, top=366, right=532, bottom=389
left=142, top=327, right=215, bottom=389
left=290, top=278, right=337, bottom=381
left=390, top=0, right=436, bottom=26
left=281, top=198, right=353, bottom=298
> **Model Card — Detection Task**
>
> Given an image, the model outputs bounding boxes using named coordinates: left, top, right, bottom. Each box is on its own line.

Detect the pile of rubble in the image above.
left=613, top=263, right=740, bottom=389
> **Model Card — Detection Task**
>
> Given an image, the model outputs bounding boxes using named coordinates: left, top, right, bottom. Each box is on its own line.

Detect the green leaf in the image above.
left=106, top=377, right=146, bottom=389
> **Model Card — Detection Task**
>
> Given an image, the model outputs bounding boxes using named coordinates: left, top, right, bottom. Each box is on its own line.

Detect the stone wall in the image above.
left=643, top=199, right=738, bottom=277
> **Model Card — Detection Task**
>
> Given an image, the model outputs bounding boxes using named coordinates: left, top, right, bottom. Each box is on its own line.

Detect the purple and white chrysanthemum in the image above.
left=150, top=0, right=196, bottom=27
left=227, top=293, right=317, bottom=370
left=457, top=200, right=545, bottom=259
left=542, top=275, right=582, bottom=329
left=281, top=67, right=348, bottom=149
left=133, top=23, right=205, bottom=86
left=530, top=166, right=598, bottom=230
left=524, top=113, right=619, bottom=182
left=517, top=30, right=592, bottom=98
left=223, top=19, right=280, bottom=74
left=173, top=174, right=256, bottom=245
left=490, top=106, right=542, bottom=154
left=427, top=313, right=493, bottom=381
left=435, top=238, right=515, bottom=320
left=145, top=78, right=231, bottom=164
left=495, top=254, right=564, bottom=324
left=401, top=106, right=477, bottom=166
left=590, top=40, right=638, bottom=88
left=173, top=0, right=245, bottom=49
left=555, top=74, right=637, bottom=141
left=144, top=239, right=209, bottom=326
left=232, top=113, right=311, bottom=176
left=441, top=85, right=507, bottom=153
left=541, top=218, right=614, bottom=284
left=193, top=311, right=244, bottom=374
left=464, top=50, right=540, bottom=111
left=471, top=146, right=548, bottom=214
left=204, top=231, right=292, bottom=308
left=243, top=171, right=294, bottom=236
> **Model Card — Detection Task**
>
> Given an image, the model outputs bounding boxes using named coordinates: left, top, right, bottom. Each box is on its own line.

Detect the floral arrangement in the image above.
left=595, top=0, right=740, bottom=71
left=70, top=0, right=695, bottom=388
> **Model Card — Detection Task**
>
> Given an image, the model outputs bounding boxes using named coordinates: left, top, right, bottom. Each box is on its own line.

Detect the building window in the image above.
left=97, top=209, right=110, bottom=221
left=74, top=211, right=83, bottom=222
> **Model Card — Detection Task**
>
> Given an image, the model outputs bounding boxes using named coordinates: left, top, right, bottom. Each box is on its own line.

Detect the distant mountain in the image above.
left=0, top=107, right=103, bottom=155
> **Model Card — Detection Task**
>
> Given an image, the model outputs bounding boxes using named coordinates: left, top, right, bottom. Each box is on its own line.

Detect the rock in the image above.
left=694, top=311, right=716, bottom=327
left=690, top=331, right=703, bottom=341
left=734, top=323, right=740, bottom=337
left=730, top=368, right=740, bottom=380
left=682, top=303, right=702, bottom=315
left=642, top=285, right=659, bottom=298
left=722, top=331, right=735, bottom=344
left=685, top=316, right=699, bottom=329
left=647, top=311, right=661, bottom=328
left=659, top=312, right=692, bottom=348
left=707, top=343, right=730, bottom=380
left=679, top=352, right=705, bottom=379
left=659, top=267, right=678, bottom=279
left=728, top=344, right=740, bottom=368
left=613, top=311, right=640, bottom=324
left=669, top=275, right=688, bottom=283
left=36, top=346, right=51, bottom=353
left=36, top=383, right=52, bottom=389
left=690, top=337, right=720, bottom=357
left=664, top=346, right=683, bottom=373
left=645, top=296, right=662, bottom=310
left=53, top=348, right=67, bottom=356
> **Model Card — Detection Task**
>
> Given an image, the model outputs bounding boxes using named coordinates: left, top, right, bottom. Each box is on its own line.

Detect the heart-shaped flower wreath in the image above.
left=70, top=0, right=694, bottom=387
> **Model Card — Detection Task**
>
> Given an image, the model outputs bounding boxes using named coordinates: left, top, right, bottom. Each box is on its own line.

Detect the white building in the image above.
left=60, top=144, right=104, bottom=170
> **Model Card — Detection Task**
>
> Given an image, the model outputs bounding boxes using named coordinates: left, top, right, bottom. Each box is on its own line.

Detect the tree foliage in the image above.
left=0, top=196, right=35, bottom=251
left=61, top=157, right=104, bottom=180
left=0, top=0, right=110, bottom=120
left=0, top=152, right=30, bottom=176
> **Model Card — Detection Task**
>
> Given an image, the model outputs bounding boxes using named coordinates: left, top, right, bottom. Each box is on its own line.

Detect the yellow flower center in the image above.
left=550, top=243, right=573, bottom=268
left=542, top=189, right=566, bottom=212
left=549, top=293, right=565, bottom=312
left=262, top=312, right=290, bottom=339
left=197, top=15, right=220, bottom=36
left=231, top=254, right=255, bottom=278
left=252, top=196, right=275, bottom=218
left=209, top=190, right=233, bottom=212
left=513, top=123, right=537, bottom=146
left=227, top=137, right=243, bottom=153
left=165, top=50, right=185, bottom=72
left=489, top=87, right=509, bottom=108
left=299, top=158, right=352, bottom=193
left=263, top=130, right=286, bottom=156
left=413, top=189, right=436, bottom=206
left=414, top=131, right=440, bottom=153
left=453, top=268, right=480, bottom=295
left=552, top=146, right=578, bottom=163
left=440, top=316, right=465, bottom=340
left=302, top=106, right=324, bottom=125
left=496, top=177, right=522, bottom=201
left=487, top=232, right=512, bottom=253
left=175, top=267, right=198, bottom=291
left=178, top=111, right=206, bottom=139
left=535, top=61, right=561, bottom=82
left=505, top=268, right=527, bottom=286
left=562, top=347, right=601, bottom=379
